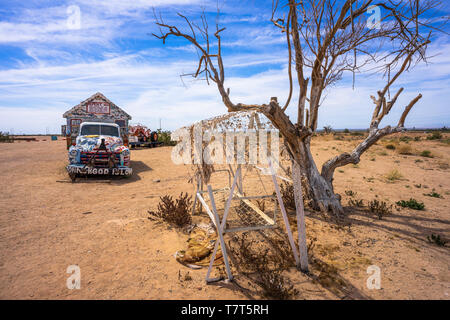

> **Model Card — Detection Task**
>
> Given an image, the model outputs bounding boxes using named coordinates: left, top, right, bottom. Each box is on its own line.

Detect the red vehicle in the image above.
left=128, top=124, right=161, bottom=148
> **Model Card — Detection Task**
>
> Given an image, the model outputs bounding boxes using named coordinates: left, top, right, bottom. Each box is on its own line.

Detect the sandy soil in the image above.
left=0, top=133, right=448, bottom=299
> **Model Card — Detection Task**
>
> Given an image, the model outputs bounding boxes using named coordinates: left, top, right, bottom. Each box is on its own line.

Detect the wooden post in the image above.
left=207, top=185, right=233, bottom=282
left=292, top=160, right=309, bottom=272
left=205, top=166, right=240, bottom=283
left=268, top=158, right=300, bottom=267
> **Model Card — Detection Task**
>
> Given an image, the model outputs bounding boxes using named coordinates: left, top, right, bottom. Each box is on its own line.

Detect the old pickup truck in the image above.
left=66, top=122, right=132, bottom=181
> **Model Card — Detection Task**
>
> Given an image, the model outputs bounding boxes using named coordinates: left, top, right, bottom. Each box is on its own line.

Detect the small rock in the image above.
left=153, top=179, right=161, bottom=183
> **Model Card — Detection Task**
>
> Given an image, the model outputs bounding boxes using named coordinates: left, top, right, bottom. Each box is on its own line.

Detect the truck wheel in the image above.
left=69, top=172, right=77, bottom=183
left=151, top=131, right=158, bottom=142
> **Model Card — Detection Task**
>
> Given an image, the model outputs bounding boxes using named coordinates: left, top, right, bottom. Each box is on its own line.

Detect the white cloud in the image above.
left=0, top=1, right=448, bottom=134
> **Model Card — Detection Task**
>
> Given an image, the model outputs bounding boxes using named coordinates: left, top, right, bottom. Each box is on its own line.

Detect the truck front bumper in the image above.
left=66, top=164, right=132, bottom=176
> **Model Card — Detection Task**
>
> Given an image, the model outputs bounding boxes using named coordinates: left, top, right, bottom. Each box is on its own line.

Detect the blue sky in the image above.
left=0, top=0, right=449, bottom=134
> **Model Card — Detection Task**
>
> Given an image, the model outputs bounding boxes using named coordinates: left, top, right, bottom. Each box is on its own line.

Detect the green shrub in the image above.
left=157, top=130, right=177, bottom=146
left=399, top=136, right=412, bottom=143
left=426, top=132, right=442, bottom=140
left=0, top=131, right=13, bottom=143
left=386, top=144, right=396, bottom=150
left=396, top=198, right=425, bottom=210
left=420, top=150, right=433, bottom=158
left=424, top=190, right=443, bottom=198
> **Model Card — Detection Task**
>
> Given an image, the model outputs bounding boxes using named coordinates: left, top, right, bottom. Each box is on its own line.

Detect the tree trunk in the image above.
left=290, top=138, right=344, bottom=216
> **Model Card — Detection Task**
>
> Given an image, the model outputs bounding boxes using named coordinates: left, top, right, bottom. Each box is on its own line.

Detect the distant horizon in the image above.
left=5, top=126, right=449, bottom=136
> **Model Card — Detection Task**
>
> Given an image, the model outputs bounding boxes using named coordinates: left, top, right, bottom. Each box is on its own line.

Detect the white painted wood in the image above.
left=207, top=185, right=233, bottom=282
left=205, top=166, right=240, bottom=283
left=268, top=157, right=301, bottom=267
left=196, top=193, right=217, bottom=229
left=292, top=160, right=309, bottom=272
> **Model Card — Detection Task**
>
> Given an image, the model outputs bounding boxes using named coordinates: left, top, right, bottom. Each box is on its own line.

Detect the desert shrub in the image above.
left=386, top=169, right=403, bottom=182
left=426, top=132, right=442, bottom=140
left=397, top=144, right=413, bottom=155
left=348, top=199, right=364, bottom=207
left=343, top=128, right=350, bottom=134
left=368, top=200, right=392, bottom=219
left=350, top=131, right=364, bottom=136
left=345, top=190, right=357, bottom=197
left=420, top=150, right=433, bottom=158
left=427, top=234, right=447, bottom=247
left=385, top=144, right=396, bottom=150
left=148, top=193, right=192, bottom=227
left=0, top=132, right=12, bottom=143
left=323, top=125, right=333, bottom=134
left=396, top=198, right=425, bottom=210
left=157, top=130, right=177, bottom=146
left=399, top=136, right=412, bottom=143
left=280, top=181, right=296, bottom=210
left=229, top=233, right=298, bottom=299
left=414, top=136, right=421, bottom=141
left=424, top=190, right=443, bottom=198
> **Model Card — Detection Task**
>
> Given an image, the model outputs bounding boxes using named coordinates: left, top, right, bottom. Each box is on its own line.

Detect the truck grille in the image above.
left=80, top=151, right=121, bottom=168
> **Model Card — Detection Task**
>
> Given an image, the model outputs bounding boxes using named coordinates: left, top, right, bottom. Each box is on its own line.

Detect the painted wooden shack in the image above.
left=62, top=92, right=132, bottom=148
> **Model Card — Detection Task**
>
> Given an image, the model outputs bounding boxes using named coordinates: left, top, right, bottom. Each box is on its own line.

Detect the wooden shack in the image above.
left=62, top=92, right=132, bottom=148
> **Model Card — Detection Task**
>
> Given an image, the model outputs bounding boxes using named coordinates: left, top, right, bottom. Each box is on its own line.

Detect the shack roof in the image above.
left=63, top=92, right=131, bottom=120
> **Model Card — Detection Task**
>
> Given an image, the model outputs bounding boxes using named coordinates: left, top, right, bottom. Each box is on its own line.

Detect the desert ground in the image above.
left=0, top=131, right=449, bottom=300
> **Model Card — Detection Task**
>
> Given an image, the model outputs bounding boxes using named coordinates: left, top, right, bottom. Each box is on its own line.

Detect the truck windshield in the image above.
left=80, top=125, right=119, bottom=137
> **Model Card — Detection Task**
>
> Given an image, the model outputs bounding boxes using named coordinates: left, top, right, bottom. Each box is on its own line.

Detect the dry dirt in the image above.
left=0, top=132, right=449, bottom=300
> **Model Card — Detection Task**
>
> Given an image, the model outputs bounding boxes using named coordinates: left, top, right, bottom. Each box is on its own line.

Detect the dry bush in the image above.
left=348, top=199, right=364, bottom=207
left=228, top=233, right=298, bottom=299
left=279, top=181, right=296, bottom=210
left=396, top=144, right=413, bottom=155
left=427, top=234, right=447, bottom=247
left=386, top=169, right=403, bottom=182
left=148, top=193, right=192, bottom=227
left=368, top=200, right=393, bottom=219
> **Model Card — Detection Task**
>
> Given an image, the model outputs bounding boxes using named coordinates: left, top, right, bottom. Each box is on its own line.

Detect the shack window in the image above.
left=115, top=120, right=126, bottom=128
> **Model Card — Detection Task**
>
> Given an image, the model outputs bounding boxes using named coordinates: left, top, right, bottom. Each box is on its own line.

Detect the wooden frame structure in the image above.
left=193, top=159, right=308, bottom=283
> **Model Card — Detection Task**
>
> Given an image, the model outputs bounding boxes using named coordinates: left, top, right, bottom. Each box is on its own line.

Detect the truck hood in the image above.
left=72, top=135, right=128, bottom=153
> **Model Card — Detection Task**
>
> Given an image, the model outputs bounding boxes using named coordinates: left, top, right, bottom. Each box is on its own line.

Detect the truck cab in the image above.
left=66, top=122, right=132, bottom=180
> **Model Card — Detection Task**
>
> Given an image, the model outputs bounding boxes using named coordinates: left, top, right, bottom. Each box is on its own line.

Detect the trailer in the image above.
left=128, top=124, right=162, bottom=148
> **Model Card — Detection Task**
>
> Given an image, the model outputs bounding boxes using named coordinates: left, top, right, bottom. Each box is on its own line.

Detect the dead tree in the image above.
left=153, top=0, right=444, bottom=216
